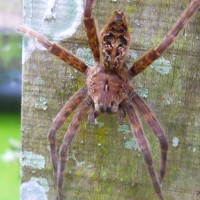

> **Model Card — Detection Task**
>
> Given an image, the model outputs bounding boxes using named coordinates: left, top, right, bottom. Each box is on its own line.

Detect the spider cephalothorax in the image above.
left=86, top=64, right=128, bottom=113
left=18, top=0, right=200, bottom=199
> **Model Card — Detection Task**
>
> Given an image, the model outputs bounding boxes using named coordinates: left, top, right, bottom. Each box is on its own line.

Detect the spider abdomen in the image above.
left=100, top=11, right=131, bottom=75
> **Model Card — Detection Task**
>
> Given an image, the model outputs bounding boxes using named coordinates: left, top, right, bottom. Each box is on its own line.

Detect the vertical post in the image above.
left=21, top=1, right=200, bottom=200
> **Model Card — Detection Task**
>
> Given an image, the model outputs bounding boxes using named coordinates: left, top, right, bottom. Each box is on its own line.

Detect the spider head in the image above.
left=100, top=11, right=131, bottom=71
left=87, top=67, right=127, bottom=113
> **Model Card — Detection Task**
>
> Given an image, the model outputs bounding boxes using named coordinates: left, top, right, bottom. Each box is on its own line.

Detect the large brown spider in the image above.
left=18, top=0, right=200, bottom=199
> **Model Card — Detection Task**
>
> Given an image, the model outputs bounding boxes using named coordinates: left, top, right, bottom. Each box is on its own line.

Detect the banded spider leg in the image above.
left=128, top=0, right=200, bottom=78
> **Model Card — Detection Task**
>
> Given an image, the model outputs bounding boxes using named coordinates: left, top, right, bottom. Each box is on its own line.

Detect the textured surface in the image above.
left=23, top=0, right=84, bottom=40
left=21, top=0, right=200, bottom=199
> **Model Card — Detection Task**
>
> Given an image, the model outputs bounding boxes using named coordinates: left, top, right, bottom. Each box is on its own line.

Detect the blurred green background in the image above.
left=0, top=0, right=22, bottom=199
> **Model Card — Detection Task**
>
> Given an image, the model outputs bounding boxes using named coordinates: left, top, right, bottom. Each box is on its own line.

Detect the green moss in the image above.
left=75, top=74, right=85, bottom=90
left=127, top=6, right=135, bottom=15
left=150, top=30, right=166, bottom=46
left=128, top=26, right=133, bottom=33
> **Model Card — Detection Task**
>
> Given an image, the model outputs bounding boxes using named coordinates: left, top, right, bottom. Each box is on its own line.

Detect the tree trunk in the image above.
left=21, top=0, right=200, bottom=200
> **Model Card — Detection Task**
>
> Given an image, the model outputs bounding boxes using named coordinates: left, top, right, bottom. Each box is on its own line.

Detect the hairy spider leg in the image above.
left=84, top=0, right=100, bottom=63
left=48, top=86, right=87, bottom=182
left=17, top=26, right=88, bottom=73
left=128, top=88, right=168, bottom=182
left=123, top=101, right=165, bottom=200
left=57, top=97, right=92, bottom=188
left=128, top=0, right=200, bottom=78
left=117, top=105, right=126, bottom=124
left=88, top=109, right=99, bottom=123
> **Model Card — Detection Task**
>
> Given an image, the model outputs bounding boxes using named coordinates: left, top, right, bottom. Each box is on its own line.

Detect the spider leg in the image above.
left=17, top=26, right=88, bottom=73
left=122, top=100, right=165, bottom=200
left=128, top=0, right=200, bottom=78
left=88, top=109, right=99, bottom=123
left=84, top=0, right=100, bottom=63
left=128, top=87, right=168, bottom=182
left=57, top=96, right=92, bottom=188
left=117, top=105, right=126, bottom=124
left=48, top=86, right=87, bottom=182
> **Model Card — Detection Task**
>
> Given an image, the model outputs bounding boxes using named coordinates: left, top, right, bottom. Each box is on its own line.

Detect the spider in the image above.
left=18, top=0, right=200, bottom=199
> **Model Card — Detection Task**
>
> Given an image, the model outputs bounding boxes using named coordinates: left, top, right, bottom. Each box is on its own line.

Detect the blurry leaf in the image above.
left=8, top=138, right=21, bottom=150
left=1, top=149, right=20, bottom=162
left=0, top=34, right=22, bottom=69
left=0, top=138, right=20, bottom=163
